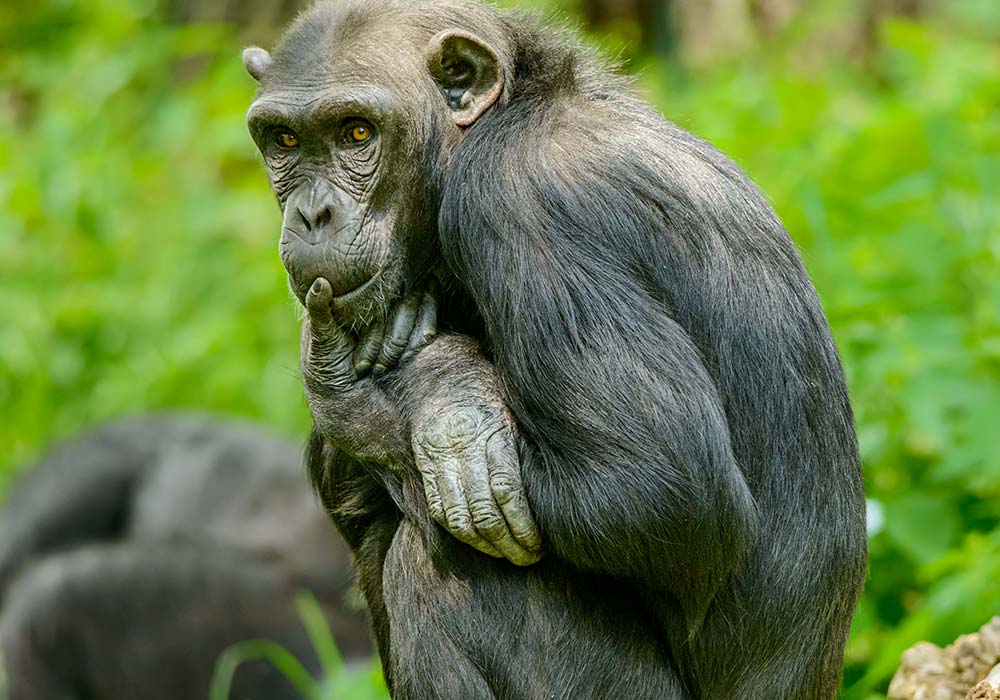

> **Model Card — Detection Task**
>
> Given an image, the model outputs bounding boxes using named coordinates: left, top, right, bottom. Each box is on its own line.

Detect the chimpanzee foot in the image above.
left=353, top=291, right=437, bottom=378
left=412, top=404, right=543, bottom=566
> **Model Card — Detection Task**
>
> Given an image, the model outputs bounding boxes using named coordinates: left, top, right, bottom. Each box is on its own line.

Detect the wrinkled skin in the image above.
left=298, top=277, right=542, bottom=566
left=244, top=22, right=542, bottom=565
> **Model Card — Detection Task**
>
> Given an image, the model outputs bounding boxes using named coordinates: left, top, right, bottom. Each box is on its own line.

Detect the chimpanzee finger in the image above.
left=305, top=277, right=335, bottom=331
left=414, top=435, right=502, bottom=557
left=373, top=295, right=419, bottom=376
left=303, top=277, right=355, bottom=382
left=434, top=450, right=504, bottom=559
left=487, top=432, right=543, bottom=556
left=460, top=437, right=540, bottom=566
left=353, top=320, right=386, bottom=377
left=412, top=441, right=447, bottom=531
left=401, top=292, right=438, bottom=364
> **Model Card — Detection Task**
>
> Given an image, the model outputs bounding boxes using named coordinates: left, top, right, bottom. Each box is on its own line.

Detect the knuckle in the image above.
left=421, top=481, right=442, bottom=507
left=385, top=336, right=409, bottom=352
left=444, top=506, right=473, bottom=535
left=429, top=504, right=448, bottom=526
left=434, top=406, right=494, bottom=445
left=470, top=502, right=505, bottom=535
left=414, top=430, right=452, bottom=454
left=427, top=502, right=446, bottom=522
left=414, top=454, right=436, bottom=480
left=516, top=529, right=544, bottom=552
left=489, top=473, right=519, bottom=504
left=442, top=406, right=483, bottom=434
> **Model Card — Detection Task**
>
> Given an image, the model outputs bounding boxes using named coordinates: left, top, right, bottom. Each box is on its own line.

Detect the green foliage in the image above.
left=0, top=0, right=307, bottom=480
left=0, top=1, right=997, bottom=698
left=210, top=592, right=389, bottom=700
left=211, top=640, right=320, bottom=700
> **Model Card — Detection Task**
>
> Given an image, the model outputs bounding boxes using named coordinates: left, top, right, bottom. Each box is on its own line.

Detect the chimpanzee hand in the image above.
left=304, top=278, right=542, bottom=566
left=302, top=278, right=436, bottom=393
left=301, top=278, right=361, bottom=394
left=301, top=278, right=433, bottom=465
left=412, top=402, right=543, bottom=566
left=353, top=289, right=437, bottom=378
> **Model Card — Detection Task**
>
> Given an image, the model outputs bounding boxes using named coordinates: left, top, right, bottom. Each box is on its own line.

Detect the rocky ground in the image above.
left=889, top=618, right=1000, bottom=700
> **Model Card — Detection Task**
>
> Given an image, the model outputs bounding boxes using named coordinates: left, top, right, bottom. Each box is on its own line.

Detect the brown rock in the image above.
left=889, top=619, right=1000, bottom=700
left=966, top=662, right=1000, bottom=700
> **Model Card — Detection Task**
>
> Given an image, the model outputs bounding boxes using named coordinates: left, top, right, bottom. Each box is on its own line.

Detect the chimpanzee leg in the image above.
left=381, top=520, right=690, bottom=700
left=0, top=542, right=356, bottom=700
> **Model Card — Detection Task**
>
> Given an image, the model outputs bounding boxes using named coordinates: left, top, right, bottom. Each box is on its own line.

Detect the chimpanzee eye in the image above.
left=276, top=131, right=299, bottom=148
left=343, top=121, right=375, bottom=144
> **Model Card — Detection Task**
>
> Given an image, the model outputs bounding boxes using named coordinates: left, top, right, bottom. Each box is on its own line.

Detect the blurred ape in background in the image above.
left=0, top=415, right=370, bottom=700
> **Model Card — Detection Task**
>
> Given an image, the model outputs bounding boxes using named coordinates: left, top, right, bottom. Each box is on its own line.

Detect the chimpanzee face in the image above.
left=243, top=7, right=505, bottom=328
left=247, top=80, right=404, bottom=311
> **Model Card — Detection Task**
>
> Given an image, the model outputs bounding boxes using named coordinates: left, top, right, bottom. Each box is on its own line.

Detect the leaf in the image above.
left=882, top=493, right=960, bottom=565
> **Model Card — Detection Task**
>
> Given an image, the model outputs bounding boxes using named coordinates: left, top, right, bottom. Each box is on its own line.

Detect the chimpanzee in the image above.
left=243, top=0, right=867, bottom=697
left=0, top=414, right=371, bottom=700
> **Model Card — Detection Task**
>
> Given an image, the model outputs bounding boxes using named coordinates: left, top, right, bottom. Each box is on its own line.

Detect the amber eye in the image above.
left=277, top=131, right=299, bottom=148
left=348, top=124, right=372, bottom=143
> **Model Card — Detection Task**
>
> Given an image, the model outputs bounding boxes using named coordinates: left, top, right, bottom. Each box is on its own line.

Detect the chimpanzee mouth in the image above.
left=325, top=269, right=384, bottom=301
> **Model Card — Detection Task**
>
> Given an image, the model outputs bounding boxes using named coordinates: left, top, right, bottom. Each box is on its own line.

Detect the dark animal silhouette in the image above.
left=243, top=1, right=867, bottom=697
left=0, top=414, right=371, bottom=700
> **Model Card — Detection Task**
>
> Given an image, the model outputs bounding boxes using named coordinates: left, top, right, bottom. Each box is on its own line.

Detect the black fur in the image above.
left=260, top=2, right=867, bottom=698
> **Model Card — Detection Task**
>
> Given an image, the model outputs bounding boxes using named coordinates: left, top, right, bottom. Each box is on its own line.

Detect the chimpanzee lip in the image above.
left=329, top=269, right=384, bottom=301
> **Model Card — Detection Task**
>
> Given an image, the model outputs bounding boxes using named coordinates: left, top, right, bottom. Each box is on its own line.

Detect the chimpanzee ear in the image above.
left=243, top=47, right=273, bottom=82
left=426, top=30, right=504, bottom=127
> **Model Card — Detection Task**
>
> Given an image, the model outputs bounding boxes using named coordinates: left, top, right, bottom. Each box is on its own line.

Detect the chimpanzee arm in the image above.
left=437, top=117, right=761, bottom=625
left=300, top=279, right=543, bottom=566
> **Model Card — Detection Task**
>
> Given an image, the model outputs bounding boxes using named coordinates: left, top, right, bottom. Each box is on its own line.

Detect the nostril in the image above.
left=315, top=207, right=332, bottom=229
left=296, top=205, right=313, bottom=231
left=297, top=205, right=333, bottom=232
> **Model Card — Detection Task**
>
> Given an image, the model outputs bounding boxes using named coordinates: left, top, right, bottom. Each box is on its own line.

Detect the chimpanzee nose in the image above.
left=291, top=182, right=350, bottom=243
left=297, top=193, right=334, bottom=233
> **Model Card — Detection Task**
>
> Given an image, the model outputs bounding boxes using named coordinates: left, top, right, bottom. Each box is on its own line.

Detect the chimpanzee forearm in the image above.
left=417, top=317, right=757, bottom=610
left=440, top=217, right=762, bottom=622
left=300, top=280, right=542, bottom=565
left=299, top=280, right=483, bottom=470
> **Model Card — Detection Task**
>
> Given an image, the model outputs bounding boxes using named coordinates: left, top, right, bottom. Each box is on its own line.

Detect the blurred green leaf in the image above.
left=209, top=640, right=318, bottom=700
left=295, top=591, right=344, bottom=678
left=882, top=493, right=960, bottom=565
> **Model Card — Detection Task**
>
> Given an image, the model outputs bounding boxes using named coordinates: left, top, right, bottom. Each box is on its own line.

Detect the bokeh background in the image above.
left=0, top=0, right=997, bottom=697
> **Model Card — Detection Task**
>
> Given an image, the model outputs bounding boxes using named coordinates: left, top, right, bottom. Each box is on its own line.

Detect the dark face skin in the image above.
left=247, top=70, right=418, bottom=327
left=244, top=13, right=503, bottom=331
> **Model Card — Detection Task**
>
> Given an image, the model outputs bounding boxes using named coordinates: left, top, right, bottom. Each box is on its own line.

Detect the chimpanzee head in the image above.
left=244, top=0, right=510, bottom=326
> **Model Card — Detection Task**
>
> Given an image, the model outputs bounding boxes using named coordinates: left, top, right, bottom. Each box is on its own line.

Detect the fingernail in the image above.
left=356, top=361, right=371, bottom=374
left=373, top=364, right=386, bottom=376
